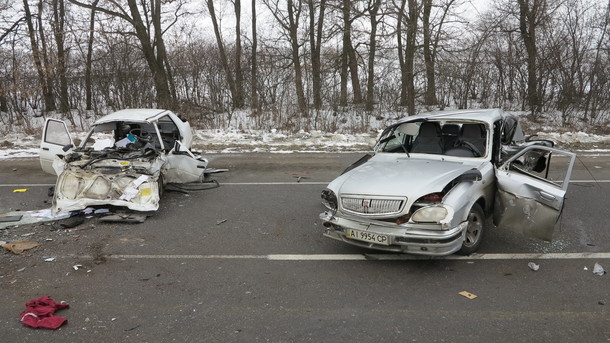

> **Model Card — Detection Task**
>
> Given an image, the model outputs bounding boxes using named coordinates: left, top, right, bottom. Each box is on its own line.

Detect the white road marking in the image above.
left=101, top=252, right=610, bottom=261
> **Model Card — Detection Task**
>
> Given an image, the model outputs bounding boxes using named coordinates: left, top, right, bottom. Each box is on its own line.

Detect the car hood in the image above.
left=331, top=154, right=478, bottom=198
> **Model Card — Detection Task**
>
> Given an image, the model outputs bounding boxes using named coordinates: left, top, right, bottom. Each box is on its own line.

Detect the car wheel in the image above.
left=458, top=203, right=485, bottom=255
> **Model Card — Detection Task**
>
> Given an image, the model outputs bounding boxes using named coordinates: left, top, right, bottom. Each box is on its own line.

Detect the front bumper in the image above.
left=320, top=211, right=468, bottom=256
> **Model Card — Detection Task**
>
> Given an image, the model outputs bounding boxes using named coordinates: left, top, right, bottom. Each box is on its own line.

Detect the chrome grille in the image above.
left=341, top=196, right=405, bottom=215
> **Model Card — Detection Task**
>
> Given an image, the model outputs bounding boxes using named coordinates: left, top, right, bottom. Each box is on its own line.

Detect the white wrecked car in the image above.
left=320, top=109, right=576, bottom=256
left=40, top=109, right=213, bottom=214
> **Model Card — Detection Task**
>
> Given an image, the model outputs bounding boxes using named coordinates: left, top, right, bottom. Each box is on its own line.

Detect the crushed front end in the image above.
left=51, top=149, right=163, bottom=214
left=320, top=189, right=469, bottom=256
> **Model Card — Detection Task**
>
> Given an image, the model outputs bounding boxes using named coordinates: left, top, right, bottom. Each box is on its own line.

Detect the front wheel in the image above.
left=458, top=203, right=485, bottom=255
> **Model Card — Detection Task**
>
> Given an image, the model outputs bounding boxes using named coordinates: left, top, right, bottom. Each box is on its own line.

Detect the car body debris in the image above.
left=528, top=262, right=540, bottom=271
left=593, top=262, right=606, bottom=276
left=1, top=241, right=40, bottom=254
left=458, top=291, right=478, bottom=299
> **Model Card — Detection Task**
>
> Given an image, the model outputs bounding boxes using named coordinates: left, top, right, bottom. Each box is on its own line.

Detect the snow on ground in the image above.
left=1, top=108, right=610, bottom=160
left=0, top=129, right=380, bottom=160
left=1, top=127, right=610, bottom=161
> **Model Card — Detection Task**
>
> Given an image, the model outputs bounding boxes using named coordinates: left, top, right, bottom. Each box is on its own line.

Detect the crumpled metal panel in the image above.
left=493, top=189, right=558, bottom=241
left=53, top=167, right=160, bottom=214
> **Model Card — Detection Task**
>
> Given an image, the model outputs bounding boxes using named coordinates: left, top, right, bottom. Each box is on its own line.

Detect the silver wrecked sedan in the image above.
left=320, top=109, right=576, bottom=256
left=39, top=109, right=215, bottom=214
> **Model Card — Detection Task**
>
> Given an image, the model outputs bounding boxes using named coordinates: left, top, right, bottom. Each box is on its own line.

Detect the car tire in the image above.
left=458, top=203, right=485, bottom=255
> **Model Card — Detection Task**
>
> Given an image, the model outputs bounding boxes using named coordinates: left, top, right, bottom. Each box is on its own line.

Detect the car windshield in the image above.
left=375, top=120, right=488, bottom=158
left=80, top=121, right=159, bottom=151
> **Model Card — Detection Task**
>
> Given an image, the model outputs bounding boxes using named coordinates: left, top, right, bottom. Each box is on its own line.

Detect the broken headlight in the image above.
left=321, top=188, right=338, bottom=210
left=411, top=205, right=453, bottom=224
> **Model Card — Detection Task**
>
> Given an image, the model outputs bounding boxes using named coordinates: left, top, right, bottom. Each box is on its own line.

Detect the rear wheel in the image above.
left=458, top=203, right=485, bottom=255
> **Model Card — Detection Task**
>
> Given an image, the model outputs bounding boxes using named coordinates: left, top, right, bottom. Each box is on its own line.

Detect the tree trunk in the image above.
left=251, top=0, right=259, bottom=112
left=23, top=0, right=56, bottom=112
left=404, top=0, right=418, bottom=115
left=234, top=0, right=244, bottom=108
left=343, top=0, right=362, bottom=105
left=85, top=0, right=99, bottom=111
left=37, top=1, right=57, bottom=112
left=365, top=0, right=381, bottom=112
left=340, top=0, right=349, bottom=106
left=52, top=0, right=73, bottom=122
left=287, top=0, right=307, bottom=115
left=397, top=0, right=407, bottom=107
left=206, top=0, right=238, bottom=109
left=518, top=0, right=542, bottom=117
left=308, top=0, right=326, bottom=111
left=422, top=0, right=437, bottom=106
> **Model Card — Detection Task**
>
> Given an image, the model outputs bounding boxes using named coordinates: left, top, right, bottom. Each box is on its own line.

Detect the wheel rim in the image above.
left=463, top=210, right=483, bottom=248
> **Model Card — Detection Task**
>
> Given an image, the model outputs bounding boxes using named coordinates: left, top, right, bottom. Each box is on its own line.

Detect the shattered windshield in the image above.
left=376, top=120, right=488, bottom=158
left=74, top=121, right=163, bottom=163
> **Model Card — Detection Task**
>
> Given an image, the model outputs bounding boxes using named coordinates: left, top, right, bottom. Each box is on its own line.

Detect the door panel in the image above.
left=494, top=145, right=576, bottom=241
left=39, top=118, right=72, bottom=175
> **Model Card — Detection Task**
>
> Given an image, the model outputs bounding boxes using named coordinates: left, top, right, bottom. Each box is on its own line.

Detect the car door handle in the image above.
left=538, top=191, right=556, bottom=201
left=42, top=147, right=49, bottom=151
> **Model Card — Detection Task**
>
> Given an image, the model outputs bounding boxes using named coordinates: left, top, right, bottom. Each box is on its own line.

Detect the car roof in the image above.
left=394, top=108, right=505, bottom=126
left=93, top=109, right=174, bottom=125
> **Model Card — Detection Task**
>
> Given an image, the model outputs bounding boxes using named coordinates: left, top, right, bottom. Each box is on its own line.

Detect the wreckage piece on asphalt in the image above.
left=40, top=109, right=214, bottom=214
left=320, top=108, right=576, bottom=256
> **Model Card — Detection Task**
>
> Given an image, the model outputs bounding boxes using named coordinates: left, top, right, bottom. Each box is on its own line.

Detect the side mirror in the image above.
left=62, top=144, right=74, bottom=152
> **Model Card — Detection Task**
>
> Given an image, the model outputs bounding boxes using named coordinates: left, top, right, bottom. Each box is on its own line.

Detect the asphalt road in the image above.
left=0, top=153, right=609, bottom=343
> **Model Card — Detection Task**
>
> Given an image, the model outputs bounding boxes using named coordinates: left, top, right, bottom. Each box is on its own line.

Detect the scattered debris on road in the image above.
left=528, top=262, right=540, bottom=271
left=1, top=241, right=40, bottom=254
left=458, top=291, right=477, bottom=299
left=19, top=296, right=69, bottom=330
left=593, top=262, right=606, bottom=276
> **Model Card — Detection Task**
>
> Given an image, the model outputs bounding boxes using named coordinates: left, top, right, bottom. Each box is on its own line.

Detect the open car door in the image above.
left=39, top=118, right=73, bottom=175
left=494, top=145, right=576, bottom=241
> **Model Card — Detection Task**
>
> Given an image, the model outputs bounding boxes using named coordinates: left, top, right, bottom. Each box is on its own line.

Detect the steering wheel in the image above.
left=129, top=128, right=152, bottom=142
left=457, top=141, right=482, bottom=157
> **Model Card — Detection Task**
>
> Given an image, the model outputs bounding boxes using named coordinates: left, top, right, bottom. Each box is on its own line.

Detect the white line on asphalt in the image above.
left=102, top=252, right=610, bottom=261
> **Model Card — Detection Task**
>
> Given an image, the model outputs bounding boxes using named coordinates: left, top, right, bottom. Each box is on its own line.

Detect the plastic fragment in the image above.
left=528, top=262, right=540, bottom=271
left=593, top=262, right=606, bottom=276
left=1, top=241, right=40, bottom=254
left=458, top=291, right=477, bottom=299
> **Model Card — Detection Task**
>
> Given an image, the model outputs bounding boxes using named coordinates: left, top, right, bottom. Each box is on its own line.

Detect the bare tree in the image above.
left=339, top=0, right=363, bottom=106
left=365, top=0, right=381, bottom=111
left=23, top=0, right=56, bottom=112
left=84, top=0, right=98, bottom=111
left=68, top=0, right=179, bottom=109
left=51, top=0, right=71, bottom=118
left=233, top=0, right=244, bottom=108
left=264, top=0, right=307, bottom=115
left=396, top=0, right=419, bottom=115
left=251, top=0, right=258, bottom=112
left=307, top=0, right=326, bottom=111
left=421, top=0, right=456, bottom=107
left=517, top=0, right=546, bottom=117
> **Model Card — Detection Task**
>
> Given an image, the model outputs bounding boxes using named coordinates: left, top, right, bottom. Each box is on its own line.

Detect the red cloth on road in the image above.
left=20, top=296, right=69, bottom=329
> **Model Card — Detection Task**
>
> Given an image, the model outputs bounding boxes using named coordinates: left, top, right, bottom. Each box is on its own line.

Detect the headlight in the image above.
left=321, top=188, right=338, bottom=210
left=411, top=205, right=453, bottom=224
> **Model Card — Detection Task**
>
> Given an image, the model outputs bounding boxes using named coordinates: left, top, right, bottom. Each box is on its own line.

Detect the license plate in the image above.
left=346, top=229, right=389, bottom=245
